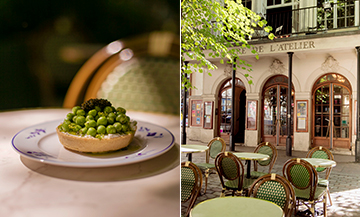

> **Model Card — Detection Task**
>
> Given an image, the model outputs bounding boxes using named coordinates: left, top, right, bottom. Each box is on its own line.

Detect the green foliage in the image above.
left=181, top=0, right=274, bottom=89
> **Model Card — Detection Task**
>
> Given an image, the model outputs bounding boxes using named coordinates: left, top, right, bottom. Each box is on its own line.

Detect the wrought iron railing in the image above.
left=255, top=0, right=359, bottom=38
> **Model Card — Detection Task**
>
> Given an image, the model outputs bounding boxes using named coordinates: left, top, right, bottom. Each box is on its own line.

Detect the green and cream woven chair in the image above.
left=215, top=152, right=253, bottom=197
left=283, top=158, right=327, bottom=217
left=195, top=137, right=226, bottom=194
left=181, top=161, right=203, bottom=217
left=306, top=146, right=334, bottom=206
left=249, top=142, right=277, bottom=179
left=63, top=31, right=179, bottom=115
left=248, top=174, right=296, bottom=217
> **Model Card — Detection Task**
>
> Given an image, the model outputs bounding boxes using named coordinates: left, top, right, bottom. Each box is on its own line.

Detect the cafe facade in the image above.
left=186, top=7, right=360, bottom=153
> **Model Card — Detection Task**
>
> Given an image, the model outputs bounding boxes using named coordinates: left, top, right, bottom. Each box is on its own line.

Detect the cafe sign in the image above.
left=238, top=40, right=316, bottom=55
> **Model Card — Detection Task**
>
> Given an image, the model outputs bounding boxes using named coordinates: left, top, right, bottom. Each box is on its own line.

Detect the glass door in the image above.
left=218, top=78, right=246, bottom=144
left=262, top=76, right=294, bottom=146
left=312, top=74, right=351, bottom=149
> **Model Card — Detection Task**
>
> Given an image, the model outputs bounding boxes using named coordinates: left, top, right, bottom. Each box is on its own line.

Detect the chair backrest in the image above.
left=215, top=152, right=245, bottom=192
left=306, top=146, right=334, bottom=177
left=248, top=174, right=296, bottom=217
left=206, top=137, right=226, bottom=163
left=283, top=158, right=318, bottom=201
left=63, top=31, right=180, bottom=115
left=181, top=161, right=203, bottom=217
left=253, top=142, right=278, bottom=174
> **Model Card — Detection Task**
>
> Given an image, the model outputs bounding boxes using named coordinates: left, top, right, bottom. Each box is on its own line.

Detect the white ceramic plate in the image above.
left=12, top=119, right=175, bottom=167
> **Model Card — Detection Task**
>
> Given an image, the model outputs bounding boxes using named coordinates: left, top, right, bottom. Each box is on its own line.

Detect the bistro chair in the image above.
left=283, top=158, right=327, bottom=217
left=195, top=137, right=226, bottom=194
left=248, top=173, right=296, bottom=217
left=181, top=161, right=203, bottom=217
left=306, top=146, right=334, bottom=206
left=249, top=142, right=278, bottom=179
left=215, top=152, right=253, bottom=197
left=62, top=31, right=179, bottom=115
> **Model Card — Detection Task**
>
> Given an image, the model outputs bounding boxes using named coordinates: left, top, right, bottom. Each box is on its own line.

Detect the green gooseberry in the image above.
left=113, top=122, right=122, bottom=133
left=61, top=123, right=70, bottom=132
left=66, top=113, right=75, bottom=121
left=116, top=114, right=128, bottom=124
left=97, top=125, right=106, bottom=134
left=76, top=109, right=86, bottom=116
left=72, top=106, right=81, bottom=114
left=106, top=125, right=117, bottom=134
left=88, top=109, right=97, bottom=117
left=116, top=107, right=126, bottom=114
left=87, top=127, right=97, bottom=137
left=86, top=115, right=94, bottom=121
left=85, top=120, right=97, bottom=128
left=97, top=116, right=107, bottom=126
left=108, top=112, right=116, bottom=119
left=107, top=117, right=114, bottom=124
left=76, top=116, right=86, bottom=126
left=74, top=124, right=82, bottom=132
left=104, top=106, right=113, bottom=114
left=79, top=127, right=88, bottom=135
left=121, top=124, right=128, bottom=132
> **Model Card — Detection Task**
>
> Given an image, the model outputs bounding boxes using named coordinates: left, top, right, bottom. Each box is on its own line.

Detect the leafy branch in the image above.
left=181, top=0, right=274, bottom=89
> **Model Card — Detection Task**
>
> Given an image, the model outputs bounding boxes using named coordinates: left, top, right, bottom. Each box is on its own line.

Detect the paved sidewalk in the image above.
left=181, top=141, right=360, bottom=217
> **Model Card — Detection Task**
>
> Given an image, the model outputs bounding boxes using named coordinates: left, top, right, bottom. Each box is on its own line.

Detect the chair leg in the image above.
left=323, top=194, right=327, bottom=217
left=220, top=188, right=226, bottom=197
left=327, top=187, right=332, bottom=206
left=203, top=170, right=209, bottom=194
left=310, top=202, right=316, bottom=217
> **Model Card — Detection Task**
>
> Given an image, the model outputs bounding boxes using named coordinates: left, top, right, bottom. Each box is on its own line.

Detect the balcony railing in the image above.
left=254, top=0, right=359, bottom=38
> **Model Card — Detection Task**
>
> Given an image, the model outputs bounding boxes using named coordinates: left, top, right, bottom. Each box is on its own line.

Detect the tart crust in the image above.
left=56, top=126, right=135, bottom=153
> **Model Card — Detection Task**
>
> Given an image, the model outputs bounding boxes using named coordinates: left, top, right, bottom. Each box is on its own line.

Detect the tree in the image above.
left=181, top=0, right=274, bottom=89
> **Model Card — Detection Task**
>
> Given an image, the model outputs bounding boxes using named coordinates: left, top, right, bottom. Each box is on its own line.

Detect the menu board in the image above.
left=296, top=100, right=308, bottom=132
left=246, top=100, right=257, bottom=130
left=190, top=100, right=203, bottom=127
left=203, top=101, right=213, bottom=129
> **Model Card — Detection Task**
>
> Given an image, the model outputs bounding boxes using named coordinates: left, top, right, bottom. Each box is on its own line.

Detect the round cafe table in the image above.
left=0, top=108, right=180, bottom=217
left=302, top=158, right=336, bottom=168
left=190, top=196, right=284, bottom=217
left=233, top=152, right=269, bottom=179
left=181, top=144, right=209, bottom=161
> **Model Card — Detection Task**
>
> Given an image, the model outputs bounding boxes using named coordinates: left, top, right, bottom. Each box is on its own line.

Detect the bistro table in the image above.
left=190, top=196, right=284, bottom=217
left=0, top=108, right=180, bottom=217
left=302, top=158, right=337, bottom=168
left=181, top=144, right=209, bottom=161
left=233, top=152, right=269, bottom=179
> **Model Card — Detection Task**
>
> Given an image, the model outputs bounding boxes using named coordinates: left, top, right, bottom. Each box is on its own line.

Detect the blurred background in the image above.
left=0, top=0, right=179, bottom=110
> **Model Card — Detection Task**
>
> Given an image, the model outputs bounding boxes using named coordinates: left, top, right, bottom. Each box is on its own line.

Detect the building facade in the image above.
left=185, top=0, right=360, bottom=153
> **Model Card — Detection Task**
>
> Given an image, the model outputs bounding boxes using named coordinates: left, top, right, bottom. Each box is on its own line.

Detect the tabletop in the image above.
left=302, top=158, right=337, bottom=168
left=190, top=196, right=284, bottom=217
left=233, top=152, right=270, bottom=161
left=0, top=108, right=180, bottom=217
left=181, top=144, right=209, bottom=153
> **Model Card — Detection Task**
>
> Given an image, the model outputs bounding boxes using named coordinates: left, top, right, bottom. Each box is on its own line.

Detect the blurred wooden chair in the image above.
left=194, top=137, right=226, bottom=194
left=248, top=174, right=296, bottom=217
left=306, top=146, right=334, bottom=206
left=181, top=161, right=202, bottom=217
left=63, top=31, right=180, bottom=115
